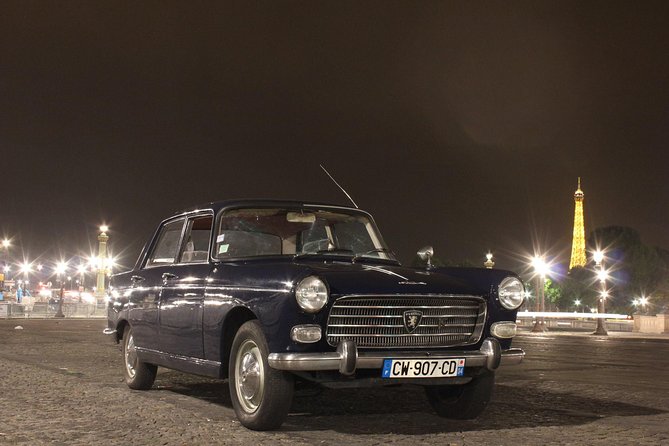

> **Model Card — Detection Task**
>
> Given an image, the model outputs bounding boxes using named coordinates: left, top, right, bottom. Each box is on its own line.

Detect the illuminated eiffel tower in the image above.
left=569, top=177, right=587, bottom=270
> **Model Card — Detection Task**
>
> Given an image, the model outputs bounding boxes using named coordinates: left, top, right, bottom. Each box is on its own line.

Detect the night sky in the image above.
left=2, top=1, right=669, bottom=273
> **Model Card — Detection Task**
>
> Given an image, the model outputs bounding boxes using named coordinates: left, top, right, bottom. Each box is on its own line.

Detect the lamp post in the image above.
left=54, top=262, right=67, bottom=318
left=1, top=239, right=9, bottom=289
left=77, top=264, right=87, bottom=303
left=484, top=252, right=495, bottom=269
left=531, top=256, right=549, bottom=333
left=19, top=262, right=32, bottom=303
left=96, top=225, right=110, bottom=302
left=592, top=249, right=608, bottom=336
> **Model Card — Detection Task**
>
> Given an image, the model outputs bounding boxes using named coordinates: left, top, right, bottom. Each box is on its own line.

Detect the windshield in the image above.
left=213, top=207, right=395, bottom=261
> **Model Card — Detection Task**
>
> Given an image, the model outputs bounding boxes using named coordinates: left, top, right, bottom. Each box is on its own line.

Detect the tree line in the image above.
left=536, top=226, right=668, bottom=314
left=411, top=226, right=669, bottom=315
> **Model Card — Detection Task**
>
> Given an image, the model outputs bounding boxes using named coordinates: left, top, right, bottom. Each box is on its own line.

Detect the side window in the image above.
left=146, top=219, right=185, bottom=267
left=179, top=215, right=213, bottom=263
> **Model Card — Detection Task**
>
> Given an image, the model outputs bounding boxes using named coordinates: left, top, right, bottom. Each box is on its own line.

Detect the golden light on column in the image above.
left=96, top=225, right=110, bottom=301
left=484, top=252, right=495, bottom=269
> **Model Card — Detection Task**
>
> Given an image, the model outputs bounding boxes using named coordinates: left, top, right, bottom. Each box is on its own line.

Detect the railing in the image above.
left=516, top=311, right=633, bottom=332
left=0, top=302, right=107, bottom=318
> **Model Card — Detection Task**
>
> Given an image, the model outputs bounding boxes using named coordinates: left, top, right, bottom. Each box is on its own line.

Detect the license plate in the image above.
left=381, top=358, right=465, bottom=378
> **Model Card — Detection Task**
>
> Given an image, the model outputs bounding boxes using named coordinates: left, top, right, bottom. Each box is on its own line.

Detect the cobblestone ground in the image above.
left=0, top=319, right=667, bottom=445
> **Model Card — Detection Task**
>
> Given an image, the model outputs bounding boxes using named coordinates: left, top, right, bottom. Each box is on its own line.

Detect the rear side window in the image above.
left=146, top=219, right=185, bottom=267
left=179, top=215, right=213, bottom=263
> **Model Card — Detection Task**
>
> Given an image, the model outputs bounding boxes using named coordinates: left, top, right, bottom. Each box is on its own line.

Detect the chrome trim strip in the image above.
left=135, top=346, right=222, bottom=368
left=330, top=294, right=486, bottom=299
left=327, top=332, right=473, bottom=337
left=205, top=285, right=291, bottom=293
left=327, top=323, right=474, bottom=328
left=331, top=305, right=481, bottom=310
left=329, top=314, right=478, bottom=319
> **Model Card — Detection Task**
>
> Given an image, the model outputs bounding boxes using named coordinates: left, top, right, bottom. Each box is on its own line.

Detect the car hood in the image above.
left=296, top=261, right=494, bottom=297
left=212, top=258, right=514, bottom=298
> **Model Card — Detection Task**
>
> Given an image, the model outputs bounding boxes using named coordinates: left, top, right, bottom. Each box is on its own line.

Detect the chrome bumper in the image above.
left=268, top=337, right=524, bottom=376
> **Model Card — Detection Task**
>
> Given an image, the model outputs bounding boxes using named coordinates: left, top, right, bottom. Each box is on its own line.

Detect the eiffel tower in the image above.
left=569, top=177, right=587, bottom=270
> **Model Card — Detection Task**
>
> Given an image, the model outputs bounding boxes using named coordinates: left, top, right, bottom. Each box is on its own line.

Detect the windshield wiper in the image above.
left=294, top=248, right=355, bottom=259
left=317, top=248, right=355, bottom=255
left=352, top=248, right=396, bottom=263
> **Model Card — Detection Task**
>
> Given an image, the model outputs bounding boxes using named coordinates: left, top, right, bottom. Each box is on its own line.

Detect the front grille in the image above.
left=326, top=295, right=486, bottom=348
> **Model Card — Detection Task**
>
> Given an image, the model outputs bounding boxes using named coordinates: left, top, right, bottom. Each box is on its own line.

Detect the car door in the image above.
left=158, top=213, right=214, bottom=359
left=128, top=217, right=187, bottom=353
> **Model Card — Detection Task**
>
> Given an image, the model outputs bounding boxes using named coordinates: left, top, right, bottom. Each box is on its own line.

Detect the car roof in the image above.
left=173, top=199, right=363, bottom=216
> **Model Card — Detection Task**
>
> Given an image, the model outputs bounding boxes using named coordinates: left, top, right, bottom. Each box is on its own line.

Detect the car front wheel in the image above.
left=424, top=370, right=495, bottom=419
left=122, top=325, right=157, bottom=390
left=229, top=320, right=294, bottom=430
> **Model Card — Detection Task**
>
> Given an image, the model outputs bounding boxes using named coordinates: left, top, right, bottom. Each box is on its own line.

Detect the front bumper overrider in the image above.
left=268, top=337, right=524, bottom=376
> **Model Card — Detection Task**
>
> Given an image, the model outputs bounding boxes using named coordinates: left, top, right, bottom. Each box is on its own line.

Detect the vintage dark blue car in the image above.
left=105, top=200, right=525, bottom=430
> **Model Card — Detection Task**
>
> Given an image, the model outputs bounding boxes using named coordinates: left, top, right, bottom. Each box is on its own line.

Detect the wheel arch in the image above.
left=115, top=318, right=129, bottom=344
left=220, top=306, right=257, bottom=378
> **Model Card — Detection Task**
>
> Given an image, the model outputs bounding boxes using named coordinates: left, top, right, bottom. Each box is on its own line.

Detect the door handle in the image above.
left=162, top=272, right=178, bottom=281
left=130, top=275, right=145, bottom=283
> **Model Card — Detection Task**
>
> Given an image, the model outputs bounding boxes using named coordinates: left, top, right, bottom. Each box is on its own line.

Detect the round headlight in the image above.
left=295, top=276, right=328, bottom=313
left=498, top=276, right=524, bottom=310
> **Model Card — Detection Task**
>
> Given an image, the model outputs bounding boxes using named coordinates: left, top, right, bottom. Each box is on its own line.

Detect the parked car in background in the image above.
left=105, top=200, right=525, bottom=430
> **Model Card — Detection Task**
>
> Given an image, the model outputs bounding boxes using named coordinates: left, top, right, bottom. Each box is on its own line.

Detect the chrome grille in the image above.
left=326, top=295, right=486, bottom=348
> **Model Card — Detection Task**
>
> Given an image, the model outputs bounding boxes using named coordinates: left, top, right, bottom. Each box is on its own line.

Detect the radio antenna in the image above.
left=320, top=164, right=359, bottom=208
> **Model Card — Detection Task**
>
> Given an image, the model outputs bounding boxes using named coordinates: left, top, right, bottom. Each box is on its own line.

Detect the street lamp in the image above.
left=531, top=256, right=549, bottom=333
left=20, top=262, right=32, bottom=275
left=592, top=249, right=608, bottom=336
left=54, top=261, right=68, bottom=318
left=635, top=296, right=650, bottom=314
left=593, top=249, right=604, bottom=265
left=574, top=299, right=581, bottom=313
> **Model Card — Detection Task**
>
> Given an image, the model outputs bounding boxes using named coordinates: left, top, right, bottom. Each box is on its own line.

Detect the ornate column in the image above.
left=95, top=226, right=109, bottom=301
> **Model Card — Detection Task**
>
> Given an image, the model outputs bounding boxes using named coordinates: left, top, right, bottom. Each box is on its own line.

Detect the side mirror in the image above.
left=417, top=246, right=434, bottom=269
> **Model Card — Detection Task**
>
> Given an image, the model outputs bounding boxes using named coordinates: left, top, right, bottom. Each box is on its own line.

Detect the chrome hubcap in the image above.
left=235, top=339, right=264, bottom=413
left=124, top=332, right=137, bottom=378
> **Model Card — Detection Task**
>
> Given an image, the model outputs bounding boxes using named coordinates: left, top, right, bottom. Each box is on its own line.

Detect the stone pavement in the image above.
left=0, top=319, right=667, bottom=445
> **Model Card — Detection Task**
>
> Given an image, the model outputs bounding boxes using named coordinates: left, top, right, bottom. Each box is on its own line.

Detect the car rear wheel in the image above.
left=122, top=325, right=157, bottom=390
left=229, top=320, right=294, bottom=430
left=424, top=370, right=494, bottom=419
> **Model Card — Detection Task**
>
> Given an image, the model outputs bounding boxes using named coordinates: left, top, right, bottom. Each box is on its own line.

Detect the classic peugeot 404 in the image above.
left=105, top=200, right=525, bottom=430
